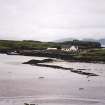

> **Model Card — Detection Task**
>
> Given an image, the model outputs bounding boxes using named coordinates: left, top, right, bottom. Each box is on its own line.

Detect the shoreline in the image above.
left=23, top=59, right=99, bottom=76
left=0, top=52, right=105, bottom=105
left=1, top=49, right=105, bottom=64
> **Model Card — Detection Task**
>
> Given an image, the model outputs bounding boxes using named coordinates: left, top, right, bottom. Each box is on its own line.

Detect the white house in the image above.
left=70, top=46, right=78, bottom=51
left=47, top=47, right=57, bottom=50
left=61, top=46, right=78, bottom=52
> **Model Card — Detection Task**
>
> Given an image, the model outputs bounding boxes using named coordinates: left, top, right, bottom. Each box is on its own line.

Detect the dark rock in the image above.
left=77, top=69, right=86, bottom=71
left=24, top=103, right=29, bottom=105
left=79, top=88, right=84, bottom=90
left=71, top=70, right=99, bottom=76
left=38, top=77, right=45, bottom=79
left=24, top=103, right=37, bottom=105
left=23, top=59, right=54, bottom=64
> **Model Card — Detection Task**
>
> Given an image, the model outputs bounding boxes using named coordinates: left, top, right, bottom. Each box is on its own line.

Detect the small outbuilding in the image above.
left=47, top=47, right=57, bottom=50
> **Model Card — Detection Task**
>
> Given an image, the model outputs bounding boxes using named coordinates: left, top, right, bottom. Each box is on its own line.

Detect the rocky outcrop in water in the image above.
left=23, top=59, right=54, bottom=64
left=23, top=59, right=99, bottom=77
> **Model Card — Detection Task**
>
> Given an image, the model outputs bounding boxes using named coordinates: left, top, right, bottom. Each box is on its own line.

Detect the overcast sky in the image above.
left=0, top=0, right=105, bottom=41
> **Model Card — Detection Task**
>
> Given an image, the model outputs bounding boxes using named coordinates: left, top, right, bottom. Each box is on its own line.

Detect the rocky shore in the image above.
left=19, top=49, right=105, bottom=64
left=0, top=48, right=105, bottom=64
left=23, top=59, right=99, bottom=76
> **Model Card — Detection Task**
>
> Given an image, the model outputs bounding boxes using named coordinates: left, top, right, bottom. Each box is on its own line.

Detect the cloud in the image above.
left=0, top=0, right=105, bottom=41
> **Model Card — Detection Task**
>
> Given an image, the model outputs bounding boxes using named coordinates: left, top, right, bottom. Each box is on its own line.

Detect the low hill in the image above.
left=98, top=39, right=105, bottom=45
left=55, top=37, right=105, bottom=45
left=0, top=40, right=101, bottom=52
left=54, top=37, right=77, bottom=42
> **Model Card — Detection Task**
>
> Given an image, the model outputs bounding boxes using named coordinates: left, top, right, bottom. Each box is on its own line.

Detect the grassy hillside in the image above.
left=73, top=48, right=105, bottom=62
left=0, top=40, right=105, bottom=63
left=59, top=40, right=101, bottom=49
left=0, top=40, right=60, bottom=50
left=0, top=40, right=101, bottom=50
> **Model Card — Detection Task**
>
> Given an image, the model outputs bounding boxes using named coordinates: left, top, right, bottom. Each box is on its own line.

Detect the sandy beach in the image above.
left=0, top=54, right=105, bottom=105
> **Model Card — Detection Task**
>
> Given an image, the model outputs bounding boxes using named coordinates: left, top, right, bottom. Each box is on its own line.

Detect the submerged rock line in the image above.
left=23, top=59, right=99, bottom=77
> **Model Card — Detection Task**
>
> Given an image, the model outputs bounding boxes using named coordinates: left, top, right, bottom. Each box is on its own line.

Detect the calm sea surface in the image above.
left=0, top=54, right=105, bottom=105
